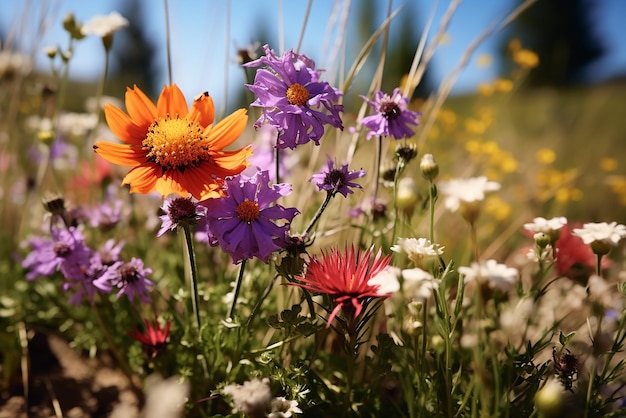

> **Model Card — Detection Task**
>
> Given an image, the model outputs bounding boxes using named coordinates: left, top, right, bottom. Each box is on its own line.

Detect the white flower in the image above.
left=523, top=216, right=567, bottom=234
left=368, top=267, right=401, bottom=295
left=141, top=375, right=189, bottom=418
left=81, top=11, right=128, bottom=37
left=572, top=222, right=626, bottom=246
left=459, top=259, right=519, bottom=292
left=223, top=378, right=272, bottom=416
left=391, top=237, right=444, bottom=266
left=438, top=176, right=500, bottom=212
left=0, top=50, right=32, bottom=78
left=402, top=268, right=438, bottom=301
left=269, top=397, right=302, bottom=418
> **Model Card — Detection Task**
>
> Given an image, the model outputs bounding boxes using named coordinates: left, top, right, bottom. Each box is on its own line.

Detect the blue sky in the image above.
left=3, top=0, right=626, bottom=109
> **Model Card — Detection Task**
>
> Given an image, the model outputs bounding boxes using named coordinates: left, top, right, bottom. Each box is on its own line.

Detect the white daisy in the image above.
left=572, top=222, right=626, bottom=247
left=81, top=11, right=128, bottom=38
left=459, top=259, right=519, bottom=292
left=438, top=176, right=500, bottom=212
left=523, top=216, right=567, bottom=235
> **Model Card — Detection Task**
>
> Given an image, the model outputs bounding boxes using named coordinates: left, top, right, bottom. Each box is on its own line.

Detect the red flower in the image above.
left=556, top=224, right=610, bottom=280
left=128, top=319, right=171, bottom=358
left=290, top=246, right=393, bottom=327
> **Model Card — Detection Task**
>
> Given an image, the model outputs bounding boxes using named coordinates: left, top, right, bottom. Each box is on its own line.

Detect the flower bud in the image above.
left=420, top=153, right=439, bottom=181
left=534, top=380, right=565, bottom=418
left=533, top=232, right=551, bottom=249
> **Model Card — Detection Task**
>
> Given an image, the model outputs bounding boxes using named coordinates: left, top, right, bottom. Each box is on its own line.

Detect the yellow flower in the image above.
left=535, top=148, right=556, bottom=165
left=600, top=157, right=617, bottom=172
left=93, top=84, right=252, bottom=200
left=493, top=78, right=513, bottom=93
left=514, top=49, right=539, bottom=69
left=476, top=53, right=493, bottom=68
left=477, top=83, right=494, bottom=96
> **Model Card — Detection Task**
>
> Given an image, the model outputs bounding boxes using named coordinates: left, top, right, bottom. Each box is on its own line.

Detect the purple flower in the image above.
left=157, top=196, right=207, bottom=237
left=359, top=88, right=420, bottom=140
left=201, top=170, right=299, bottom=264
left=64, top=256, right=115, bottom=305
left=88, top=200, right=125, bottom=230
left=22, top=227, right=92, bottom=281
left=244, top=44, right=343, bottom=149
left=310, top=157, right=365, bottom=198
left=95, top=258, right=153, bottom=303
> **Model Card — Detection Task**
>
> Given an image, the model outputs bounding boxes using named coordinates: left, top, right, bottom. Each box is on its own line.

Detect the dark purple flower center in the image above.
left=379, top=100, right=401, bottom=120
left=324, top=169, right=346, bottom=190
left=286, top=83, right=310, bottom=106
left=54, top=242, right=71, bottom=257
left=167, top=197, right=198, bottom=224
left=119, top=263, right=139, bottom=283
left=236, top=199, right=260, bottom=223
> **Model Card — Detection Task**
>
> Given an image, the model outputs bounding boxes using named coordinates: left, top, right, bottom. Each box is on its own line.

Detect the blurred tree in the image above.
left=503, top=0, right=606, bottom=87
left=107, top=0, right=160, bottom=97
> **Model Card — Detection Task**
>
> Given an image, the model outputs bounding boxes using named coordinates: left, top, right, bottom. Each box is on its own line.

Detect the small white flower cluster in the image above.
left=0, top=50, right=32, bottom=78
left=222, top=378, right=302, bottom=417
left=391, top=237, right=444, bottom=266
left=459, top=259, right=519, bottom=292
left=80, top=11, right=129, bottom=38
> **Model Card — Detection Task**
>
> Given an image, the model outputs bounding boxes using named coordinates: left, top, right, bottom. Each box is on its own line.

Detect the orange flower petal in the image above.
left=187, top=92, right=215, bottom=128
left=154, top=170, right=191, bottom=198
left=122, top=163, right=161, bottom=194
left=156, top=84, right=188, bottom=118
left=205, top=109, right=248, bottom=149
left=104, top=104, right=146, bottom=146
left=178, top=166, right=225, bottom=200
left=210, top=146, right=253, bottom=174
left=93, top=142, right=145, bottom=166
left=125, top=85, right=157, bottom=129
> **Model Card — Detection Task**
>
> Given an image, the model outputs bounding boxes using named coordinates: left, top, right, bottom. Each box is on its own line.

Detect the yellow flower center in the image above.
left=286, top=83, right=310, bottom=106
left=236, top=199, right=260, bottom=223
left=142, top=117, right=210, bottom=170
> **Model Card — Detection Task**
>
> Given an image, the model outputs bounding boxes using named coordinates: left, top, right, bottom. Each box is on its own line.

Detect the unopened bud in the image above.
left=534, top=380, right=565, bottom=418
left=534, top=232, right=551, bottom=249
left=420, top=153, right=439, bottom=181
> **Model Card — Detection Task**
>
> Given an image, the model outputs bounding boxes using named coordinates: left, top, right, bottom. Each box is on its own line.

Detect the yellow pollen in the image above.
left=236, top=199, right=260, bottom=223
left=142, top=117, right=209, bottom=170
left=286, top=83, right=310, bottom=106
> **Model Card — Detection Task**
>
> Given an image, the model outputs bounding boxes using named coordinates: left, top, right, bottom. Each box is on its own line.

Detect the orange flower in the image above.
left=93, top=84, right=252, bottom=200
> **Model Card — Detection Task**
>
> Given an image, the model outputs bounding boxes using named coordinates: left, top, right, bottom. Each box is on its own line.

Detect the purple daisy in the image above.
left=359, top=88, right=420, bottom=140
left=95, top=257, right=153, bottom=303
left=88, top=200, right=125, bottom=230
left=244, top=44, right=344, bottom=149
left=201, top=170, right=300, bottom=264
left=310, top=157, right=365, bottom=198
left=64, top=255, right=116, bottom=305
left=22, top=227, right=92, bottom=281
left=157, top=196, right=207, bottom=237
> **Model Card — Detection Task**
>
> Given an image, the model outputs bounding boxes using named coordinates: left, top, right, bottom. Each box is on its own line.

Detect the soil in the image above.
left=0, top=332, right=140, bottom=418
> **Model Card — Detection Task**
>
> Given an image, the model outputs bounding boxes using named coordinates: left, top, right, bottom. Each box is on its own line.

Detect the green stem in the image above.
left=246, top=274, right=278, bottom=327
left=304, top=191, right=333, bottom=236
left=373, top=135, right=383, bottom=201
left=428, top=180, right=436, bottom=243
left=275, top=147, right=281, bottom=185
left=596, top=254, right=603, bottom=278
left=182, top=225, right=201, bottom=331
left=229, top=259, right=247, bottom=320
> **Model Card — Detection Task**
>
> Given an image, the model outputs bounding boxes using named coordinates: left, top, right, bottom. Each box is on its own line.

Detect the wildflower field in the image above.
left=2, top=1, right=626, bottom=417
